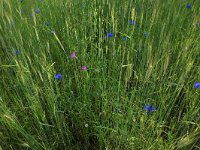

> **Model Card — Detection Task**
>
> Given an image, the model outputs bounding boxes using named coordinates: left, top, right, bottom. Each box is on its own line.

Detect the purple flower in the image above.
left=186, top=4, right=192, bottom=9
left=15, top=50, right=20, bottom=55
left=70, top=52, right=76, bottom=59
left=107, top=33, right=113, bottom=37
left=55, top=74, right=62, bottom=80
left=81, top=66, right=87, bottom=70
left=144, top=104, right=156, bottom=115
left=196, top=22, right=200, bottom=27
left=130, top=19, right=135, bottom=25
left=194, top=82, right=200, bottom=89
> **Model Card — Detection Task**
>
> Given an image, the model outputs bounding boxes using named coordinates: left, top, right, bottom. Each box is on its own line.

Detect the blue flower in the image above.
left=144, top=32, right=149, bottom=37
left=15, top=50, right=20, bottom=55
left=144, top=104, right=156, bottom=115
left=107, top=32, right=113, bottom=37
left=194, top=82, right=200, bottom=89
left=130, top=19, right=135, bottom=25
left=30, top=13, right=33, bottom=18
left=45, top=21, right=50, bottom=26
left=55, top=74, right=62, bottom=80
left=196, top=22, right=200, bottom=27
left=122, top=37, right=127, bottom=41
left=35, top=8, right=40, bottom=14
left=186, top=4, right=192, bottom=9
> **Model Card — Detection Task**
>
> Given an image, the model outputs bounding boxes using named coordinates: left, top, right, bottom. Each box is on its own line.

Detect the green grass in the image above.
left=0, top=0, right=200, bottom=149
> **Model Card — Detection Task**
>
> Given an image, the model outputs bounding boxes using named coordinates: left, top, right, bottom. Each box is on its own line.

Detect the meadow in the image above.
left=0, top=0, right=200, bottom=149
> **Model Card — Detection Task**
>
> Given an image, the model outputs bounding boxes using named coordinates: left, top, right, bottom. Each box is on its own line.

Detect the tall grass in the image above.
left=0, top=0, right=200, bottom=149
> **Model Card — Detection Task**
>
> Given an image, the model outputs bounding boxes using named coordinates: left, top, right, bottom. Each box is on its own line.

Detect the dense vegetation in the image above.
left=0, top=0, right=200, bottom=149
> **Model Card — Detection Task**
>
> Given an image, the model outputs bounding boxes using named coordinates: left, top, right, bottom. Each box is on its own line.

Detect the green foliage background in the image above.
left=0, top=0, right=200, bottom=149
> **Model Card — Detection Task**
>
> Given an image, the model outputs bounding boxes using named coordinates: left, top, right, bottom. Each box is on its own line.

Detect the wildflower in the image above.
left=144, top=32, right=149, bottom=37
left=130, top=19, right=135, bottom=25
left=144, top=104, right=156, bottom=115
left=45, top=22, right=50, bottom=26
left=55, top=74, right=62, bottom=80
left=107, top=32, right=113, bottom=37
left=194, top=82, right=200, bottom=89
left=30, top=13, right=33, bottom=18
left=196, top=22, right=200, bottom=27
left=15, top=50, right=20, bottom=55
left=35, top=8, right=40, bottom=14
left=186, top=4, right=192, bottom=9
left=81, top=66, right=87, bottom=70
left=70, top=52, right=76, bottom=59
left=122, top=37, right=127, bottom=41
left=85, top=123, right=88, bottom=128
